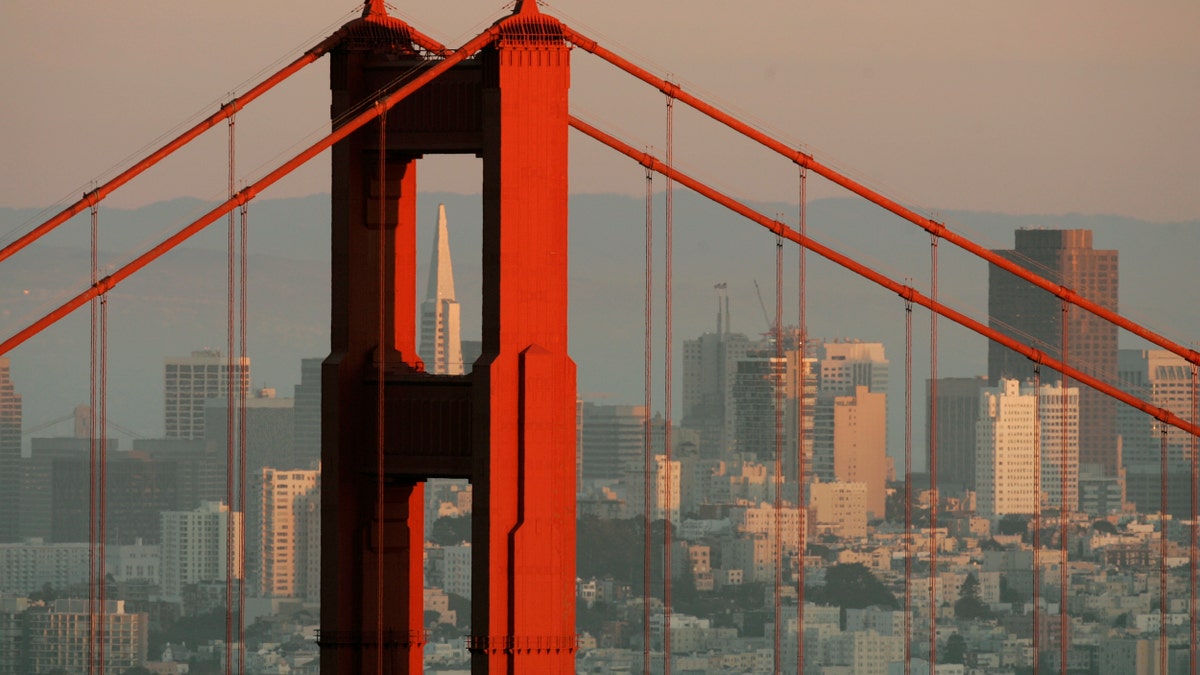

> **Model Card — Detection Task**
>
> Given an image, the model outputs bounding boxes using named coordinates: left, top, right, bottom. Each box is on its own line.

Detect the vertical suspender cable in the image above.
left=928, top=235, right=939, bottom=669
left=224, top=109, right=237, bottom=675
left=1033, top=366, right=1043, bottom=675
left=1059, top=301, right=1069, bottom=675
left=795, top=166, right=808, bottom=675
left=375, top=101, right=387, bottom=675
left=1161, top=428, right=1170, bottom=675
left=238, top=200, right=249, bottom=675
left=773, top=236, right=784, bottom=675
left=642, top=166, right=654, bottom=674
left=1192, top=361, right=1199, bottom=673
left=663, top=92, right=675, bottom=675
left=903, top=293, right=913, bottom=675
left=98, top=285, right=109, bottom=675
left=88, top=197, right=99, bottom=675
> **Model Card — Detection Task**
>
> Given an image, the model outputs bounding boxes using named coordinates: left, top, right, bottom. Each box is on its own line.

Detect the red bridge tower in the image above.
left=321, top=2, right=576, bottom=673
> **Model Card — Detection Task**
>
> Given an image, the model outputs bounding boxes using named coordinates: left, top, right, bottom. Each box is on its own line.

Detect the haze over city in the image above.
left=1, top=1, right=1198, bottom=674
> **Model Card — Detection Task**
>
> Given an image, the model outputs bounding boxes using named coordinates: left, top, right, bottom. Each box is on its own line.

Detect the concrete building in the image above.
left=419, top=203, right=465, bottom=375
left=623, top=454, right=681, bottom=524
left=0, top=358, right=21, bottom=543
left=682, top=319, right=763, bottom=458
left=205, top=388, right=295, bottom=475
left=810, top=479, right=867, bottom=539
left=164, top=349, right=249, bottom=440
left=0, top=541, right=89, bottom=595
left=1119, top=349, right=1195, bottom=516
left=443, top=543, right=472, bottom=599
left=976, top=378, right=1079, bottom=516
left=292, top=357, right=322, bottom=469
left=989, top=229, right=1117, bottom=475
left=813, top=385, right=888, bottom=519
left=816, top=339, right=889, bottom=398
left=579, top=403, right=646, bottom=487
left=253, top=467, right=319, bottom=598
left=159, top=501, right=242, bottom=602
left=23, top=599, right=147, bottom=674
left=926, top=376, right=989, bottom=496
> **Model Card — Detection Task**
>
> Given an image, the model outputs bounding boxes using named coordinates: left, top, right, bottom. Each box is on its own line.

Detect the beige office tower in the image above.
left=976, top=378, right=1079, bottom=517
left=419, top=204, right=465, bottom=375
left=164, top=349, right=249, bottom=440
left=256, top=467, right=320, bottom=598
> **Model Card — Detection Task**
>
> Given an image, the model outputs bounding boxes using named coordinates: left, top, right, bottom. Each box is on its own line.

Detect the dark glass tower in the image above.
left=988, top=229, right=1118, bottom=476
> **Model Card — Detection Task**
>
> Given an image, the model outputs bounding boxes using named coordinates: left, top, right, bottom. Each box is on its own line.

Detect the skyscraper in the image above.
left=419, top=204, right=465, bottom=375
left=926, top=376, right=989, bottom=496
left=159, top=501, right=242, bottom=602
left=293, top=357, right=322, bottom=468
left=163, top=349, right=249, bottom=440
left=988, top=229, right=1118, bottom=475
left=252, top=467, right=319, bottom=598
left=1118, top=349, right=1194, bottom=516
left=0, top=358, right=21, bottom=543
left=975, top=378, right=1079, bottom=517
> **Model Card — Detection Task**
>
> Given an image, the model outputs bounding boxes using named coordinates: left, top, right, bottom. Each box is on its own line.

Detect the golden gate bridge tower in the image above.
left=320, top=1, right=576, bottom=673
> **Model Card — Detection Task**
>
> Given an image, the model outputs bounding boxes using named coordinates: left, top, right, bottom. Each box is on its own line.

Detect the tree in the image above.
left=121, top=668, right=155, bottom=675
left=942, top=633, right=966, bottom=664
left=808, top=563, right=897, bottom=610
left=1092, top=519, right=1117, bottom=534
left=954, top=573, right=991, bottom=620
left=428, top=515, right=472, bottom=546
left=997, top=515, right=1027, bottom=536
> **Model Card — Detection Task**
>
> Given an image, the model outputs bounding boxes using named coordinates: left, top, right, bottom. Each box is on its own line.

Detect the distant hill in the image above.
left=2, top=193, right=1195, bottom=466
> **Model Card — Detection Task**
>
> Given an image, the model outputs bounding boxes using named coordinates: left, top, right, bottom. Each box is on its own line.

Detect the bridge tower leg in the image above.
left=471, top=7, right=577, bottom=673
left=321, top=4, right=576, bottom=674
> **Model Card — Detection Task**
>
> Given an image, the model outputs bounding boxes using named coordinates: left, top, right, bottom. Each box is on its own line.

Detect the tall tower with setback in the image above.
left=989, top=229, right=1118, bottom=476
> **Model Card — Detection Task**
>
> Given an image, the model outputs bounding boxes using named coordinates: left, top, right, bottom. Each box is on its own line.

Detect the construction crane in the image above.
left=752, top=279, right=774, bottom=334
left=21, top=405, right=145, bottom=439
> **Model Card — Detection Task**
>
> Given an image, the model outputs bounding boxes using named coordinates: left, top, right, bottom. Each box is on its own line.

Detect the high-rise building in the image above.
left=205, top=388, right=295, bottom=475
left=1119, top=349, right=1195, bottom=516
left=812, top=385, right=888, bottom=519
left=975, top=378, right=1079, bottom=517
left=0, top=358, right=22, bottom=543
left=22, top=599, right=147, bottom=674
left=989, top=229, right=1117, bottom=475
left=419, top=204, right=465, bottom=375
left=926, top=376, right=989, bottom=496
left=252, top=467, right=319, bottom=598
left=159, top=501, right=242, bottom=602
left=682, top=323, right=762, bottom=458
left=164, top=349, right=249, bottom=440
left=815, top=340, right=889, bottom=397
left=51, top=448, right=183, bottom=544
left=579, top=403, right=646, bottom=487
left=293, top=357, right=322, bottom=468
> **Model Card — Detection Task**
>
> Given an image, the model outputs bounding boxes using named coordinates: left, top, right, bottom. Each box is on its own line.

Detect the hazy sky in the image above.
left=2, top=0, right=1198, bottom=221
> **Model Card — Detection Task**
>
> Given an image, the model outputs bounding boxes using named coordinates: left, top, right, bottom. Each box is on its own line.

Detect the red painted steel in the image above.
left=567, top=115, right=1200, bottom=440
left=0, top=31, right=494, bottom=359
left=562, top=28, right=1200, bottom=370
left=0, top=11, right=448, bottom=269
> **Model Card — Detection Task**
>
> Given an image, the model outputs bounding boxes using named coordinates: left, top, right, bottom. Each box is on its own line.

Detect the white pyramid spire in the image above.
left=425, top=204, right=457, bottom=303
left=419, top=204, right=464, bottom=374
